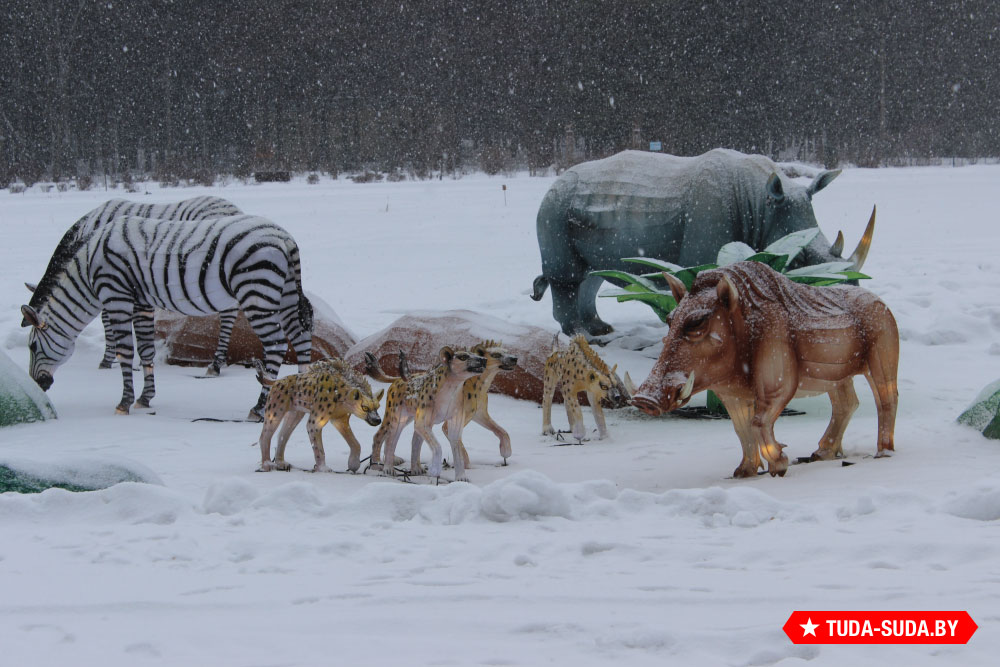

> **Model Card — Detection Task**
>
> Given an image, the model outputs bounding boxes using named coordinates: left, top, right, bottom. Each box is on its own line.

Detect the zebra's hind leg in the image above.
left=206, top=309, right=238, bottom=376
left=133, top=308, right=157, bottom=409
left=99, top=310, right=117, bottom=369
left=243, top=309, right=289, bottom=422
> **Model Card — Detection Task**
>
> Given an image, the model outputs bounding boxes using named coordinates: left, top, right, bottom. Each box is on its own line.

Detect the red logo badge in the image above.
left=784, top=611, right=977, bottom=644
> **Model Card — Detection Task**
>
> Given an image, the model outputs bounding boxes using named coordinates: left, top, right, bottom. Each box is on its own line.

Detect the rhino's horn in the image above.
left=830, top=230, right=845, bottom=258
left=848, top=205, right=876, bottom=270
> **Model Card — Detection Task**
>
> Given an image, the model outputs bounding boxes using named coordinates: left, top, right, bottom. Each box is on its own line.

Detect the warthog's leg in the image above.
left=865, top=349, right=899, bottom=457
left=812, top=380, right=860, bottom=460
left=717, top=393, right=759, bottom=478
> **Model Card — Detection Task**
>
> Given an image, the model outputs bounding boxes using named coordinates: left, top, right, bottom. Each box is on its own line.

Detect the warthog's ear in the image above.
left=375, top=388, right=385, bottom=402
left=662, top=272, right=687, bottom=303
left=716, top=275, right=740, bottom=313
left=807, top=169, right=841, bottom=196
left=766, top=172, right=785, bottom=204
left=439, top=346, right=455, bottom=363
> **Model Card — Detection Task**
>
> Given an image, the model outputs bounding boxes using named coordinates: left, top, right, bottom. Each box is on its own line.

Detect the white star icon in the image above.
left=800, top=618, right=819, bottom=637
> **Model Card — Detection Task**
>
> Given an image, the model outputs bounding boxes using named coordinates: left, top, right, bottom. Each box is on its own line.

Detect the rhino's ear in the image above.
left=716, top=276, right=740, bottom=313
left=766, top=173, right=785, bottom=204
left=807, top=169, right=841, bottom=196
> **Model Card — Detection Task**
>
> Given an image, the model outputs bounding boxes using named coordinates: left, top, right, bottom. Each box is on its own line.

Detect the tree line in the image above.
left=2, top=0, right=998, bottom=185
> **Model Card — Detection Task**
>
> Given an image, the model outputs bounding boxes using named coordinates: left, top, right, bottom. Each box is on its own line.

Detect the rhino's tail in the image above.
left=530, top=275, right=549, bottom=301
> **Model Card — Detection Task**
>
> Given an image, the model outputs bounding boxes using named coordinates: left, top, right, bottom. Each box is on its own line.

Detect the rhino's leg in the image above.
left=716, top=393, right=760, bottom=478
left=811, top=380, right=859, bottom=460
left=577, top=275, right=614, bottom=336
left=548, top=279, right=586, bottom=335
left=864, top=339, right=899, bottom=457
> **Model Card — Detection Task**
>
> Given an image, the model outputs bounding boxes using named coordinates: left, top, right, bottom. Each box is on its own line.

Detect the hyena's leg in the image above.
left=586, top=389, right=608, bottom=439
left=444, top=414, right=470, bottom=483
left=470, top=410, right=512, bottom=462
left=331, top=417, right=363, bottom=473
left=306, top=414, right=332, bottom=473
left=563, top=393, right=586, bottom=442
left=273, top=409, right=305, bottom=471
left=811, top=380, right=859, bottom=460
left=133, top=307, right=157, bottom=409
left=410, top=431, right=427, bottom=476
left=206, top=309, right=239, bottom=377
left=541, top=365, right=559, bottom=435
left=441, top=421, right=472, bottom=469
left=380, top=419, right=409, bottom=478
left=413, top=416, right=445, bottom=480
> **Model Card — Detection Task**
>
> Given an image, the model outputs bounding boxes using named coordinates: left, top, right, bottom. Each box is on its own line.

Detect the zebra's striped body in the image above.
left=35, top=196, right=244, bottom=374
left=21, top=215, right=313, bottom=419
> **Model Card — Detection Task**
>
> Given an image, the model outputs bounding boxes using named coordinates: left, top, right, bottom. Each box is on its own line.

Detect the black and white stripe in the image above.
left=37, top=196, right=244, bottom=373
left=21, top=215, right=313, bottom=419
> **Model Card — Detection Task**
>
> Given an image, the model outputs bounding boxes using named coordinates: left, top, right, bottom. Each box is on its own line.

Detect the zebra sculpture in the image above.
left=26, top=196, right=243, bottom=375
left=20, top=215, right=313, bottom=420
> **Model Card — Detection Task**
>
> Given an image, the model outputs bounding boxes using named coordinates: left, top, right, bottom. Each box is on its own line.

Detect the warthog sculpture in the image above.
left=531, top=149, right=873, bottom=336
left=631, top=261, right=899, bottom=478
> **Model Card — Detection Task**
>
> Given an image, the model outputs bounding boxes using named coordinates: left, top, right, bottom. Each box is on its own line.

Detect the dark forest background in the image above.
left=2, top=0, right=998, bottom=185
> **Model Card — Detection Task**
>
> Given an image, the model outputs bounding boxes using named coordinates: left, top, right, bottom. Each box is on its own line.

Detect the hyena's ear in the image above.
left=439, top=346, right=454, bottom=363
left=351, top=388, right=361, bottom=401
left=375, top=388, right=385, bottom=402
left=472, top=343, right=487, bottom=356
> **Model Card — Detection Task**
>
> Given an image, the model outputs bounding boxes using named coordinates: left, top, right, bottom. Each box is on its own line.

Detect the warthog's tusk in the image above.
left=623, top=371, right=637, bottom=396
left=848, top=205, right=876, bottom=271
left=830, top=230, right=845, bottom=257
left=678, top=372, right=695, bottom=400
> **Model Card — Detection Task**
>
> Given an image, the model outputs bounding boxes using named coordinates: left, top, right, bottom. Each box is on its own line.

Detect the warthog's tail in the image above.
left=530, top=275, right=549, bottom=301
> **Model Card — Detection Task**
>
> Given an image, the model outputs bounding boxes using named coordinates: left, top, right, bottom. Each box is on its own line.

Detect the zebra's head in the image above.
left=20, top=304, right=74, bottom=391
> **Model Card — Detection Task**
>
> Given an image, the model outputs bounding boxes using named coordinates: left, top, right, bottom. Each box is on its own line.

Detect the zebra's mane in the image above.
left=27, top=220, right=91, bottom=312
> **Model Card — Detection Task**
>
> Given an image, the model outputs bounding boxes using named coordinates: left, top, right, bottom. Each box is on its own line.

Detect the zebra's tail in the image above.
left=287, top=239, right=313, bottom=332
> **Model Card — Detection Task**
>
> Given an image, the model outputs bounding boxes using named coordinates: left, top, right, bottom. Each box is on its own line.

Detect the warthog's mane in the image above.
left=693, top=262, right=850, bottom=327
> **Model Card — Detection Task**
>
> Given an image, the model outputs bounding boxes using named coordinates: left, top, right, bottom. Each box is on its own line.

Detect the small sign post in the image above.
left=649, top=141, right=662, bottom=152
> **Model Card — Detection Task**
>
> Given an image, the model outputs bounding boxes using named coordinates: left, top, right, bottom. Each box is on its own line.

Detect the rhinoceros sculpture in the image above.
left=530, top=149, right=873, bottom=336
left=630, top=261, right=899, bottom=479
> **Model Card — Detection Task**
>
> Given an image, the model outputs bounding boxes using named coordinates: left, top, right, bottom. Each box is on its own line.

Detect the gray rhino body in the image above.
left=531, top=149, right=843, bottom=336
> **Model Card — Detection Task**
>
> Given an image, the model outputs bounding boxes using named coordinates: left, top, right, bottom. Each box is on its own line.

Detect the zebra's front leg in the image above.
left=206, top=309, right=239, bottom=377
left=99, top=309, right=117, bottom=369
left=132, top=308, right=157, bottom=409
left=111, top=317, right=136, bottom=415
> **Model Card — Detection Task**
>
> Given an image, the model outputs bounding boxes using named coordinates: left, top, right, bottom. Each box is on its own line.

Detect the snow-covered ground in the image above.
left=1, top=166, right=999, bottom=666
